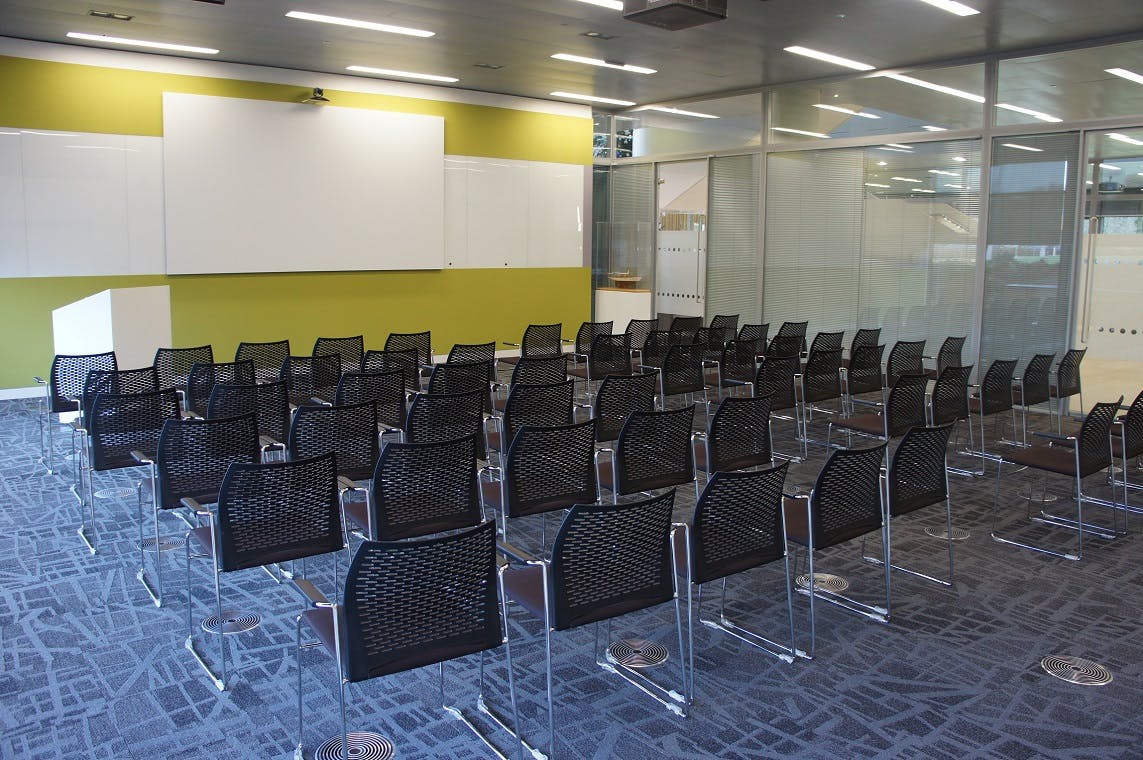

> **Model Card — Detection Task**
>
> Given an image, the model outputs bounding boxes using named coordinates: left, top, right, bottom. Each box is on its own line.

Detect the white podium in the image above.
left=52, top=286, right=172, bottom=369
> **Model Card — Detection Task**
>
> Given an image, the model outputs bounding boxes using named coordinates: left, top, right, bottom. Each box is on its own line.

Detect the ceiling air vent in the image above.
left=622, top=0, right=727, bottom=30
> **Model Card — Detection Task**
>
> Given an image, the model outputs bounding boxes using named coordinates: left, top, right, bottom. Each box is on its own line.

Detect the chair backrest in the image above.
left=368, top=434, right=481, bottom=540
left=384, top=331, right=432, bottom=366
left=234, top=340, right=290, bottom=378
left=615, top=406, right=696, bottom=496
left=336, top=370, right=407, bottom=430
left=886, top=340, right=926, bottom=387
left=585, top=334, right=632, bottom=380
left=1076, top=398, right=1124, bottom=477
left=154, top=345, right=213, bottom=393
left=884, top=372, right=929, bottom=437
left=1118, top=389, right=1143, bottom=459
left=509, top=355, right=568, bottom=387
left=846, top=344, right=886, bottom=396
left=888, top=424, right=953, bottom=517
left=718, top=339, right=760, bottom=385
left=688, top=463, right=788, bottom=585
left=754, top=354, right=799, bottom=411
left=406, top=390, right=486, bottom=459
left=738, top=323, right=769, bottom=346
left=1019, top=352, right=1055, bottom=406
left=775, top=320, right=808, bottom=340
left=215, top=452, right=344, bottom=572
left=446, top=341, right=496, bottom=377
left=518, top=323, right=563, bottom=359
left=978, top=359, right=1018, bottom=415
left=931, top=364, right=973, bottom=425
left=502, top=419, right=598, bottom=519
left=1055, top=348, right=1086, bottom=398
left=935, top=336, right=966, bottom=374
left=708, top=314, right=740, bottom=334
left=186, top=360, right=255, bottom=417
left=88, top=388, right=181, bottom=472
left=801, top=348, right=843, bottom=403
left=808, top=443, right=886, bottom=551
left=82, top=366, right=160, bottom=422
left=342, top=521, right=500, bottom=682
left=661, top=343, right=706, bottom=396
left=501, top=380, right=575, bottom=447
left=313, top=335, right=364, bottom=375
left=668, top=315, right=703, bottom=344
left=428, top=359, right=491, bottom=397
left=280, top=354, right=342, bottom=406
left=640, top=330, right=673, bottom=368
left=624, top=319, right=658, bottom=353
left=706, top=394, right=773, bottom=473
left=207, top=380, right=291, bottom=444
left=48, top=351, right=117, bottom=414
left=549, top=491, right=676, bottom=631
left=593, top=373, right=657, bottom=442
left=849, top=328, right=881, bottom=356
left=154, top=413, right=261, bottom=510
left=766, top=334, right=802, bottom=358
left=574, top=321, right=614, bottom=355
left=362, top=348, right=420, bottom=392
left=288, top=401, right=380, bottom=482
left=808, top=331, right=844, bottom=355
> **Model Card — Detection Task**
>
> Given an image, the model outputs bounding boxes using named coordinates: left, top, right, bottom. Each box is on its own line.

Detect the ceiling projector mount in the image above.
left=622, top=0, right=729, bottom=31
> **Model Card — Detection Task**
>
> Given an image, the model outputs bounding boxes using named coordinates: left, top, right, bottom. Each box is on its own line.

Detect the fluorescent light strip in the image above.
left=1099, top=163, right=1122, bottom=171
left=922, top=125, right=948, bottom=131
left=550, top=91, right=635, bottom=106
left=996, top=103, right=1062, bottom=122
left=916, top=0, right=980, bottom=16
left=913, top=189, right=937, bottom=193
left=929, top=169, right=959, bottom=176
left=783, top=46, right=874, bottom=71
left=892, top=176, right=923, bottom=183
left=66, top=32, right=218, bottom=54
left=876, top=147, right=914, bottom=153
left=1086, top=180, right=1094, bottom=185
left=952, top=156, right=967, bottom=162
left=877, top=161, right=888, bottom=166
left=551, top=53, right=655, bottom=75
left=1001, top=142, right=1043, bottom=152
left=864, top=182, right=891, bottom=188
left=347, top=66, right=457, bottom=83
left=572, top=0, right=625, bottom=9
left=1106, top=67, right=1143, bottom=86
left=647, top=106, right=718, bottom=119
left=885, top=73, right=985, bottom=103
left=813, top=104, right=880, bottom=119
left=1107, top=132, right=1143, bottom=146
left=885, top=143, right=913, bottom=150
left=945, top=184, right=967, bottom=189
left=285, top=10, right=434, bottom=37
left=771, top=126, right=831, bottom=138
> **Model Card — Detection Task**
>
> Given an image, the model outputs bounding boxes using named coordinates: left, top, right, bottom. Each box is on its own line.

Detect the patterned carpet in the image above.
left=1, top=394, right=1141, bottom=759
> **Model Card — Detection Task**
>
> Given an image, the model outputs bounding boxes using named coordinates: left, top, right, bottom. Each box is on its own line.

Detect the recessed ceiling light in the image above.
left=1107, top=132, right=1143, bottom=146
left=952, top=156, right=967, bottom=162
left=783, top=46, right=874, bottom=71
left=885, top=73, right=985, bottom=102
left=1099, top=163, right=1122, bottom=170
left=877, top=161, right=888, bottom=166
left=572, top=0, right=624, bottom=9
left=771, top=126, right=831, bottom=138
left=286, top=11, right=434, bottom=37
left=1086, top=180, right=1094, bottom=185
left=892, top=176, right=923, bottom=183
left=929, top=169, right=959, bottom=176
left=647, top=106, right=718, bottom=119
left=1106, top=67, right=1143, bottom=86
left=916, top=0, right=980, bottom=16
left=877, top=146, right=914, bottom=153
left=885, top=144, right=913, bottom=150
left=551, top=53, right=655, bottom=74
left=1001, top=143, right=1044, bottom=152
left=66, top=31, right=218, bottom=54
left=996, top=103, right=1062, bottom=122
left=550, top=91, right=635, bottom=106
left=945, top=184, right=967, bottom=189
left=813, top=103, right=880, bottom=119
left=347, top=65, right=458, bottom=83
left=922, top=125, right=948, bottom=131
left=913, top=189, right=937, bottom=193
left=864, top=182, right=890, bottom=188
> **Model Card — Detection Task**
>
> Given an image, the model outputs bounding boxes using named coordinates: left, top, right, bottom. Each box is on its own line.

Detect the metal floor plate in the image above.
left=1040, top=655, right=1113, bottom=686
left=795, top=573, right=850, bottom=593
left=925, top=526, right=971, bottom=541
left=315, top=732, right=394, bottom=760
left=201, top=610, right=261, bottom=635
left=607, top=639, right=669, bottom=668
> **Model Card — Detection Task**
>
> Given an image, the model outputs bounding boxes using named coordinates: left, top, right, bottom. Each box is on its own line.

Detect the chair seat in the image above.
left=486, top=429, right=502, bottom=453
left=479, top=478, right=504, bottom=510
left=343, top=500, right=368, bottom=534
left=189, top=525, right=214, bottom=555
left=492, top=396, right=507, bottom=413
left=782, top=496, right=809, bottom=546
left=500, top=563, right=547, bottom=621
left=596, top=457, right=614, bottom=489
left=1012, top=387, right=1049, bottom=406
left=834, top=412, right=884, bottom=437
left=692, top=440, right=709, bottom=473
left=299, top=606, right=339, bottom=660
left=1002, top=444, right=1078, bottom=477
left=672, top=528, right=688, bottom=578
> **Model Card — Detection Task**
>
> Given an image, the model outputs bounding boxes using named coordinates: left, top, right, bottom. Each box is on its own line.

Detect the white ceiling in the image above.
left=1, top=0, right=1142, bottom=111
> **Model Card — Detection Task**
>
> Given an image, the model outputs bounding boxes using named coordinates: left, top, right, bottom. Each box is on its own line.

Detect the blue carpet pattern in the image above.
left=1, top=394, right=1142, bottom=759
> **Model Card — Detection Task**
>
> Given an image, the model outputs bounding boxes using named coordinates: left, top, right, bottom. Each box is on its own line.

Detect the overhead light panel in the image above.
left=813, top=104, right=880, bottom=119
left=66, top=31, right=218, bottom=54
left=892, top=177, right=923, bottom=183
left=551, top=53, right=656, bottom=74
left=929, top=169, right=959, bottom=176
left=922, top=125, right=948, bottom=131
left=1001, top=142, right=1044, bottom=152
left=572, top=0, right=625, bottom=9
left=996, top=103, right=1062, bottom=122
left=646, top=106, right=718, bottom=119
left=1099, top=163, right=1122, bottom=171
left=877, top=146, right=914, bottom=153
left=913, top=189, right=936, bottom=193
left=885, top=73, right=984, bottom=102
left=885, top=144, right=913, bottom=150
left=783, top=46, right=874, bottom=71
left=952, top=156, right=967, bottom=162
left=1106, top=67, right=1143, bottom=86
left=877, top=161, right=888, bottom=166
left=771, top=126, right=831, bottom=138
left=286, top=11, right=434, bottom=37
left=916, top=0, right=980, bottom=16
left=1107, top=132, right=1143, bottom=146
left=864, top=182, right=890, bottom=188
left=347, top=66, right=458, bottom=83
left=550, top=91, right=636, bottom=106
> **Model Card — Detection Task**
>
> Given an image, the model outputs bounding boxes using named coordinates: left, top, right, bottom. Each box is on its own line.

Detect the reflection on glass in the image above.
left=618, top=93, right=761, bottom=157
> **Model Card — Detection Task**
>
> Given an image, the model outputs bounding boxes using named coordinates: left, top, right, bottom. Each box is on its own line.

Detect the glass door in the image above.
left=1074, top=127, right=1143, bottom=412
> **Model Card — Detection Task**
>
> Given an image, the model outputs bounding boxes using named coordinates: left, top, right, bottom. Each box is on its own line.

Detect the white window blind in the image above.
left=706, top=154, right=761, bottom=322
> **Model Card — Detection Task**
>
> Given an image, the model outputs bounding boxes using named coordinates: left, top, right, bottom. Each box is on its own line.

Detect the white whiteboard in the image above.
left=162, top=93, right=444, bottom=274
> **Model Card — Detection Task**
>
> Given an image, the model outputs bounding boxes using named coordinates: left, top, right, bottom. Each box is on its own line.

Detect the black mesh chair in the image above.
left=738, top=323, right=769, bottom=349
left=706, top=339, right=760, bottom=398
left=288, top=401, right=380, bottom=495
left=207, top=380, right=291, bottom=460
left=1049, top=348, right=1087, bottom=431
left=774, top=320, right=808, bottom=355
left=596, top=406, right=697, bottom=503
left=624, top=318, right=658, bottom=364
left=841, top=344, right=885, bottom=415
left=428, top=359, right=495, bottom=413
left=185, top=360, right=255, bottom=418
left=829, top=372, right=928, bottom=448
left=668, top=315, right=703, bottom=344
left=592, top=372, right=658, bottom=444
left=335, top=370, right=407, bottom=433
left=184, top=452, right=345, bottom=691
left=569, top=320, right=614, bottom=372
left=692, top=394, right=773, bottom=483
left=406, top=389, right=487, bottom=460
left=486, top=380, right=574, bottom=460
left=295, top=521, right=525, bottom=760
left=133, top=413, right=260, bottom=607
left=638, top=330, right=673, bottom=371
left=501, top=322, right=563, bottom=367
left=362, top=347, right=421, bottom=394
left=848, top=328, right=881, bottom=359
left=75, top=367, right=161, bottom=507
left=235, top=339, right=290, bottom=384
left=657, top=343, right=710, bottom=419
left=313, top=335, right=364, bottom=375
left=966, top=359, right=1019, bottom=474
left=34, top=350, right=117, bottom=474
left=280, top=354, right=341, bottom=407
left=766, top=333, right=803, bottom=359
left=885, top=340, right=926, bottom=388
left=385, top=330, right=432, bottom=368
left=782, top=443, right=889, bottom=657
left=500, top=491, right=687, bottom=758
left=929, top=364, right=975, bottom=476
left=567, top=334, right=631, bottom=402
left=754, top=354, right=804, bottom=461
left=1111, top=390, right=1143, bottom=518
left=708, top=314, right=740, bottom=337
left=80, top=389, right=180, bottom=555
left=154, top=345, right=213, bottom=403
left=924, top=336, right=966, bottom=378
left=496, top=355, right=569, bottom=412
left=345, top=434, right=482, bottom=542
left=798, top=348, right=844, bottom=447
left=677, top=463, right=804, bottom=689
left=808, top=331, right=844, bottom=355
left=1012, top=353, right=1055, bottom=445
left=446, top=342, right=497, bottom=382
left=992, top=398, right=1124, bottom=561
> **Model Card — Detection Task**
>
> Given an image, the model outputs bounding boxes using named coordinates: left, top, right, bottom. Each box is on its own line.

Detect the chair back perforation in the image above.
left=593, top=373, right=657, bottom=442
left=336, top=371, right=407, bottom=430
left=280, top=355, right=341, bottom=406
left=931, top=364, right=972, bottom=425
left=207, top=380, right=291, bottom=443
left=846, top=344, right=885, bottom=397
left=809, top=331, right=844, bottom=355
left=1076, top=398, right=1123, bottom=476
left=668, top=316, right=703, bottom=344
left=288, top=401, right=380, bottom=482
left=849, top=328, right=881, bottom=356
left=49, top=352, right=117, bottom=414
left=575, top=321, right=614, bottom=355
left=810, top=444, right=886, bottom=550
left=518, top=323, right=563, bottom=359
left=363, top=348, right=420, bottom=392
left=690, top=463, right=788, bottom=585
left=1054, top=348, right=1086, bottom=398
left=509, top=355, right=568, bottom=387
left=155, top=414, right=260, bottom=510
left=446, top=342, right=496, bottom=381
left=1019, top=353, right=1055, bottom=406
left=624, top=319, right=657, bottom=353
left=738, top=323, right=769, bottom=346
left=82, top=367, right=160, bottom=422
left=154, top=345, right=213, bottom=394
left=406, top=390, right=486, bottom=459
left=706, top=394, right=773, bottom=472
left=886, top=340, right=926, bottom=387
left=888, top=424, right=953, bottom=516
left=718, top=340, right=760, bottom=386
left=504, top=419, right=598, bottom=518
left=234, top=340, right=290, bottom=381
left=186, top=360, right=255, bottom=417
left=313, top=336, right=364, bottom=375
left=615, top=406, right=696, bottom=495
left=935, top=336, right=966, bottom=375
left=1119, top=390, right=1143, bottom=459
left=501, top=380, right=574, bottom=446
left=585, top=334, right=632, bottom=379
left=978, top=359, right=1018, bottom=415
left=661, top=344, right=706, bottom=397
left=884, top=372, right=929, bottom=436
left=88, top=388, right=180, bottom=471
left=369, top=435, right=481, bottom=540
left=802, top=348, right=843, bottom=403
left=384, top=331, right=432, bottom=367
left=754, top=354, right=798, bottom=411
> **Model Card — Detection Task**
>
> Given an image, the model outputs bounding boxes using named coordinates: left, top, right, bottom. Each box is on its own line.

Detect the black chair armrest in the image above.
left=293, top=576, right=330, bottom=607
left=1033, top=431, right=1076, bottom=443
left=130, top=450, right=153, bottom=466
left=498, top=539, right=540, bottom=565
left=33, top=376, right=46, bottom=385
left=180, top=497, right=213, bottom=517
